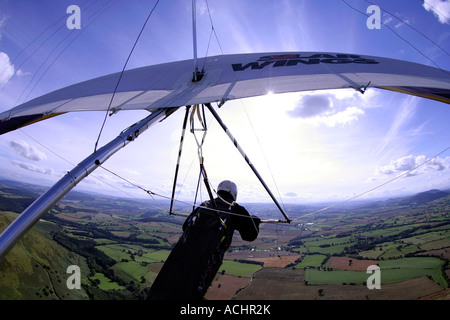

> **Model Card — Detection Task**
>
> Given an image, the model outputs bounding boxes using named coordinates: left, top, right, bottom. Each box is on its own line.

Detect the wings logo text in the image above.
left=232, top=53, right=379, bottom=71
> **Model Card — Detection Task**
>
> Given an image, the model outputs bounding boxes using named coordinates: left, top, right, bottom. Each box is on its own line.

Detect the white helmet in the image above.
left=217, top=180, right=238, bottom=200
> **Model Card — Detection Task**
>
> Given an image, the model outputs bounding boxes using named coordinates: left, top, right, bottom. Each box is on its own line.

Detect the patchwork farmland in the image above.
left=0, top=180, right=449, bottom=300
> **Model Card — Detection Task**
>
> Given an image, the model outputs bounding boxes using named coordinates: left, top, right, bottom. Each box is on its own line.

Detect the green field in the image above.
left=91, top=272, right=125, bottom=290
left=380, top=257, right=447, bottom=287
left=220, top=260, right=262, bottom=277
left=294, top=254, right=327, bottom=269
left=306, top=269, right=368, bottom=285
left=306, top=257, right=447, bottom=287
left=136, top=250, right=171, bottom=263
left=111, top=261, right=154, bottom=284
left=97, top=244, right=133, bottom=261
left=1, top=180, right=449, bottom=300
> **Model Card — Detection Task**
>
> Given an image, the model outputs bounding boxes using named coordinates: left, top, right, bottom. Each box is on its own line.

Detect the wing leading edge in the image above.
left=1, top=52, right=449, bottom=134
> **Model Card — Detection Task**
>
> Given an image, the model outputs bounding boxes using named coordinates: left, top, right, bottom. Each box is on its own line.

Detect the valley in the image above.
left=0, top=179, right=449, bottom=300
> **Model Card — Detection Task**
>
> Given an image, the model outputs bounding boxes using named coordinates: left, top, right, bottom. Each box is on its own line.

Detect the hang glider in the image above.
left=0, top=52, right=449, bottom=262
left=1, top=51, right=449, bottom=135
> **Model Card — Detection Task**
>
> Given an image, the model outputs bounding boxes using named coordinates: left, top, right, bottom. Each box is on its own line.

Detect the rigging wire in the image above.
left=421, top=0, right=450, bottom=24
left=22, top=0, right=121, bottom=104
left=205, top=0, right=224, bottom=54
left=171, top=106, right=216, bottom=211
left=201, top=0, right=224, bottom=71
left=363, top=0, right=449, bottom=56
left=17, top=128, right=147, bottom=202
left=10, top=1, right=120, bottom=106
left=99, top=164, right=279, bottom=221
left=5, top=0, right=448, bottom=226
left=18, top=114, right=450, bottom=225
left=13, top=31, right=74, bottom=106
left=0, top=0, right=92, bottom=78
left=0, top=14, right=66, bottom=93
left=94, top=104, right=285, bottom=223
left=93, top=0, right=160, bottom=152
left=0, top=0, right=104, bottom=97
left=341, top=0, right=448, bottom=72
left=189, top=104, right=217, bottom=207
left=297, top=145, right=450, bottom=220
left=239, top=99, right=287, bottom=214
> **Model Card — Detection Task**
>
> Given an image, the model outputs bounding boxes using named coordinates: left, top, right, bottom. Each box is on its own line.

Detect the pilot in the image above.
left=147, top=180, right=260, bottom=300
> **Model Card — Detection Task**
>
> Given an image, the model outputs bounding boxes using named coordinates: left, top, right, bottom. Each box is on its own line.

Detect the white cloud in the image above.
left=316, top=106, right=364, bottom=127
left=15, top=69, right=31, bottom=77
left=9, top=140, right=47, bottom=161
left=11, top=160, right=55, bottom=176
left=284, top=192, right=298, bottom=197
left=423, top=0, right=450, bottom=24
left=287, top=92, right=366, bottom=127
left=287, top=94, right=333, bottom=118
left=375, top=154, right=450, bottom=178
left=197, top=0, right=210, bottom=16
left=0, top=52, right=15, bottom=84
left=383, top=15, right=393, bottom=25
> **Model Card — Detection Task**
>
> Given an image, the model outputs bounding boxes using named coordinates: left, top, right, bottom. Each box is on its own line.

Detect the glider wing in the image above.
left=1, top=52, right=449, bottom=134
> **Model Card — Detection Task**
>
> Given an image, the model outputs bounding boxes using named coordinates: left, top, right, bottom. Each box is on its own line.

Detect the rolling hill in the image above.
left=0, top=179, right=449, bottom=300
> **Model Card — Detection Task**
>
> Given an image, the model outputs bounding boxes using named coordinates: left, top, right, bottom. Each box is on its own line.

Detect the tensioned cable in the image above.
left=13, top=31, right=74, bottom=106
left=421, top=0, right=450, bottom=23
left=20, top=119, right=277, bottom=224
left=99, top=164, right=276, bottom=222
left=22, top=0, right=121, bottom=104
left=172, top=107, right=217, bottom=209
left=341, top=0, right=448, bottom=72
left=94, top=0, right=160, bottom=152
left=96, top=107, right=288, bottom=223
left=205, top=0, right=224, bottom=54
left=296, top=145, right=450, bottom=220
left=11, top=1, right=120, bottom=106
left=0, top=0, right=92, bottom=79
left=190, top=104, right=213, bottom=207
left=201, top=0, right=224, bottom=71
left=239, top=99, right=287, bottom=213
left=364, top=0, right=449, bottom=56
left=17, top=128, right=150, bottom=202
left=0, top=15, right=66, bottom=95
left=27, top=116, right=448, bottom=224
left=1, top=0, right=103, bottom=97
left=3, top=1, right=163, bottom=207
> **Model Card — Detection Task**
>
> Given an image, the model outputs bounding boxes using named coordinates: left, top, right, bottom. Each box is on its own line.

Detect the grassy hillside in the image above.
left=0, top=180, right=166, bottom=300
left=0, top=212, right=90, bottom=299
left=0, top=179, right=449, bottom=300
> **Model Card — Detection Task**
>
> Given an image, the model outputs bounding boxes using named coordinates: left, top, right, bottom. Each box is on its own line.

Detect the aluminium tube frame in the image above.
left=0, top=107, right=177, bottom=262
left=169, top=106, right=191, bottom=214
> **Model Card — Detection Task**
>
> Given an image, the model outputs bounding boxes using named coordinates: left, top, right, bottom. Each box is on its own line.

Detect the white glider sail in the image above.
left=1, top=52, right=449, bottom=135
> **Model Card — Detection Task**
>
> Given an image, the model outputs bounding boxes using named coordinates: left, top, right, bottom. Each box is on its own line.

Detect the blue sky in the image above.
left=0, top=0, right=449, bottom=210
